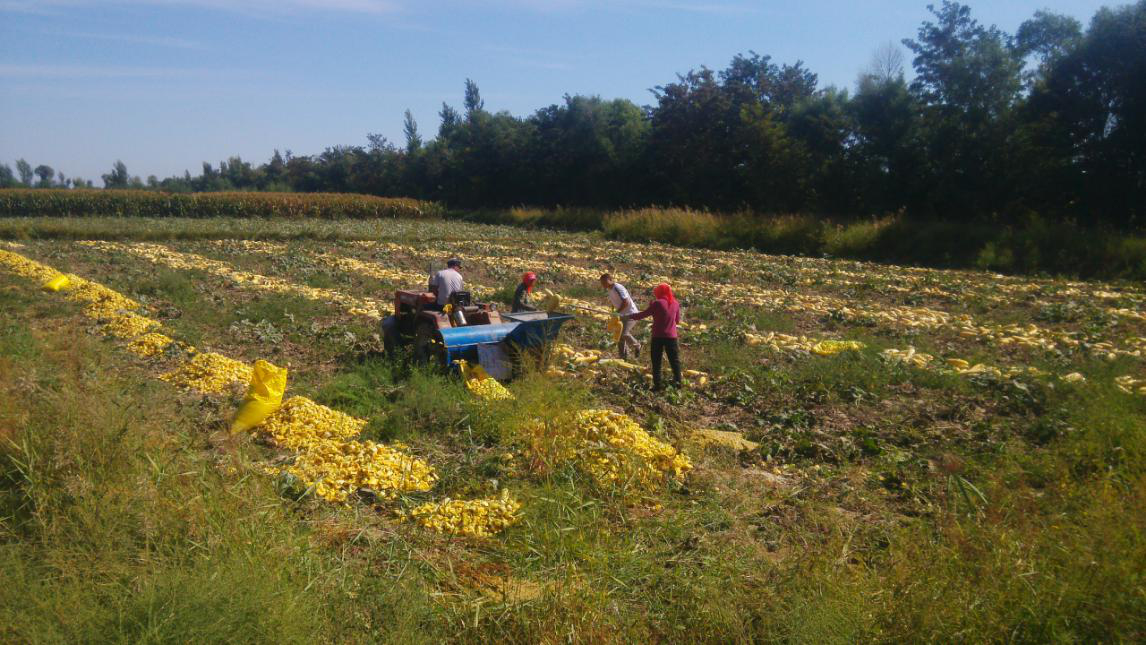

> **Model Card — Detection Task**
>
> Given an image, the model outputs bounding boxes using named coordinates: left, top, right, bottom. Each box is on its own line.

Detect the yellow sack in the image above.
left=43, top=275, right=70, bottom=292
left=810, top=340, right=865, bottom=356
left=230, top=359, right=288, bottom=433
left=457, top=359, right=513, bottom=400
left=607, top=315, right=623, bottom=343
left=458, top=359, right=491, bottom=382
left=457, top=358, right=473, bottom=381
left=537, top=290, right=562, bottom=312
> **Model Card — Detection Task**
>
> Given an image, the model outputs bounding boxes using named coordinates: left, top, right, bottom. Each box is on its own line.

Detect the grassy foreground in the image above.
left=1, top=217, right=1144, bottom=642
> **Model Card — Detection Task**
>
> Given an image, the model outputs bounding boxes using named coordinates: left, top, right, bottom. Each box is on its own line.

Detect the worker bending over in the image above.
left=428, top=258, right=464, bottom=310
left=513, top=272, right=538, bottom=312
left=600, top=273, right=641, bottom=359
left=624, top=283, right=682, bottom=390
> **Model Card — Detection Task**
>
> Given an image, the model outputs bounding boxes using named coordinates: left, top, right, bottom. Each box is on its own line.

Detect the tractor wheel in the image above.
left=413, top=321, right=444, bottom=366
left=381, top=316, right=401, bottom=359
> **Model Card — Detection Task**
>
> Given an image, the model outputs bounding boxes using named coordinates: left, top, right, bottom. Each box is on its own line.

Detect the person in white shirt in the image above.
left=600, top=273, right=641, bottom=359
left=431, top=258, right=464, bottom=309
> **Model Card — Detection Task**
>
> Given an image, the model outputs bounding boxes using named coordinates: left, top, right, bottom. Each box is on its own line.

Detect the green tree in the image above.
left=34, top=164, right=55, bottom=188
left=464, top=78, right=484, bottom=117
left=403, top=109, right=422, bottom=153
left=220, top=156, right=257, bottom=189
left=528, top=95, right=649, bottom=206
left=438, top=103, right=461, bottom=137
left=1022, top=0, right=1146, bottom=225
left=903, top=1, right=1023, bottom=216
left=263, top=150, right=288, bottom=190
left=787, top=88, right=860, bottom=214
left=0, top=163, right=15, bottom=187
left=15, top=159, right=33, bottom=186
left=852, top=45, right=923, bottom=215
left=102, top=160, right=130, bottom=189
left=1016, top=10, right=1082, bottom=77
left=904, top=2, right=1022, bottom=118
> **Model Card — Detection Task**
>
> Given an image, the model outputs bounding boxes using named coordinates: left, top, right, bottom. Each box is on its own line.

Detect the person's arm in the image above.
left=676, top=306, right=682, bottom=325
left=628, top=301, right=658, bottom=321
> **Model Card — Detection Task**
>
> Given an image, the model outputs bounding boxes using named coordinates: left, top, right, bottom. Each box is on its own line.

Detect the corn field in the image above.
left=0, top=188, right=444, bottom=219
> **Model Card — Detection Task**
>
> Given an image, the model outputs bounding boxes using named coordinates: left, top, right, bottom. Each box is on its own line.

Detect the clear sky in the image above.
left=0, top=0, right=1116, bottom=183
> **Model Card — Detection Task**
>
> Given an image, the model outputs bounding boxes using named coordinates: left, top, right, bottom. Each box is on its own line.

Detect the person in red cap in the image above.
left=624, top=283, right=683, bottom=390
left=513, top=271, right=539, bottom=312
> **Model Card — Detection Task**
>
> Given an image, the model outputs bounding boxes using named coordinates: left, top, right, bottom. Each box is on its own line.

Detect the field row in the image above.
left=53, top=239, right=1145, bottom=399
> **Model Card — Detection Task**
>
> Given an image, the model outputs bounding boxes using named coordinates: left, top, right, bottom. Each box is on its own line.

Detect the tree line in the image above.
left=3, top=1, right=1143, bottom=228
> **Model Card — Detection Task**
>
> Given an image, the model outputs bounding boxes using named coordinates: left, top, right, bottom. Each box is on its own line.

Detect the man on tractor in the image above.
left=427, top=257, right=464, bottom=311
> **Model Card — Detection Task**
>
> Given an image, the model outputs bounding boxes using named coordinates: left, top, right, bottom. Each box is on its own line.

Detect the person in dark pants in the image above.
left=513, top=271, right=538, bottom=312
left=624, top=283, right=682, bottom=390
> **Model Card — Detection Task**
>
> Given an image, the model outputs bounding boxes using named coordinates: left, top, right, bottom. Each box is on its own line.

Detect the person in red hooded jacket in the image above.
left=624, top=283, right=682, bottom=390
left=513, top=271, right=539, bottom=312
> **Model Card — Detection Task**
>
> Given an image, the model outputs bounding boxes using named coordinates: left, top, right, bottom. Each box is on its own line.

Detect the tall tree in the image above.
left=868, top=42, right=906, bottom=84
left=34, top=164, right=55, bottom=188
left=15, top=159, right=33, bottom=186
left=1022, top=0, right=1146, bottom=225
left=0, top=163, right=15, bottom=188
left=464, top=78, right=484, bottom=116
left=438, top=102, right=461, bottom=136
left=1016, top=11, right=1082, bottom=68
left=102, top=160, right=130, bottom=189
left=527, top=95, right=649, bottom=206
left=403, top=109, right=423, bottom=153
left=904, top=2, right=1022, bottom=118
left=903, top=1, right=1023, bottom=216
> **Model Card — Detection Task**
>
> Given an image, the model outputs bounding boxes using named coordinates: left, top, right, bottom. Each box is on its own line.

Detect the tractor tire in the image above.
left=413, top=321, right=444, bottom=366
left=381, top=316, right=401, bottom=359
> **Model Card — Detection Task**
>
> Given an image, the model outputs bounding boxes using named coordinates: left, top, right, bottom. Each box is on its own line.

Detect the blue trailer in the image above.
left=381, top=289, right=574, bottom=378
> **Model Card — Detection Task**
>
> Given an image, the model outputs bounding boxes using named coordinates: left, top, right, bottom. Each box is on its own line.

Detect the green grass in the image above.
left=6, top=210, right=1143, bottom=281
left=0, top=320, right=420, bottom=643
left=2, top=217, right=1144, bottom=642
left=485, top=206, right=1146, bottom=281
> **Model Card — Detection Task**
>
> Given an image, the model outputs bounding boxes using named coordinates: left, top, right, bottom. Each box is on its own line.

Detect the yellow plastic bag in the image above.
left=607, top=315, right=623, bottom=343
left=230, top=359, right=288, bottom=433
left=43, top=275, right=70, bottom=292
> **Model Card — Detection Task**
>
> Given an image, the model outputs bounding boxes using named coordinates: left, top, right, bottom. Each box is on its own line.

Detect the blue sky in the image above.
left=0, top=0, right=1115, bottom=183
